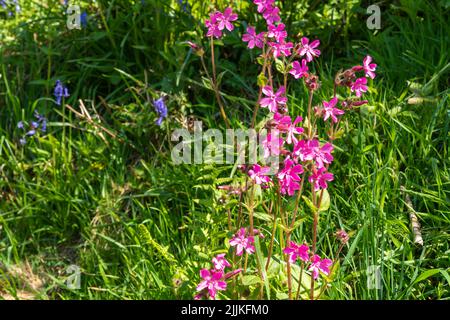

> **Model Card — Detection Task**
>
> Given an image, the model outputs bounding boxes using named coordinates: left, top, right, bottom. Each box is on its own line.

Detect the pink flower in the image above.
left=261, top=132, right=284, bottom=158
left=242, top=26, right=265, bottom=49
left=205, top=13, right=223, bottom=38
left=229, top=228, right=255, bottom=256
left=273, top=112, right=291, bottom=129
left=278, top=158, right=304, bottom=196
left=283, top=241, right=309, bottom=263
left=286, top=116, right=304, bottom=145
left=205, top=8, right=238, bottom=38
left=216, top=7, right=238, bottom=32
left=262, top=5, right=281, bottom=24
left=273, top=113, right=304, bottom=144
left=351, top=77, right=368, bottom=97
left=363, top=55, right=377, bottom=79
left=196, top=269, right=227, bottom=299
left=335, top=229, right=349, bottom=244
left=323, top=96, right=344, bottom=123
left=308, top=167, right=334, bottom=191
left=267, top=23, right=287, bottom=43
left=293, top=139, right=316, bottom=162
left=309, top=255, right=333, bottom=280
left=315, top=142, right=334, bottom=168
left=212, top=254, right=231, bottom=271
left=294, top=140, right=334, bottom=168
left=253, top=0, right=275, bottom=13
left=289, top=59, right=309, bottom=79
left=248, top=164, right=272, bottom=185
left=269, top=41, right=293, bottom=58
left=260, top=86, right=287, bottom=113
left=298, top=37, right=321, bottom=62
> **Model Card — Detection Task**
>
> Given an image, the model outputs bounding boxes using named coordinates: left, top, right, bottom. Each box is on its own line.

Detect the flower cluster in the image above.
left=195, top=254, right=241, bottom=300
left=244, top=9, right=376, bottom=197
left=331, top=55, right=377, bottom=105
left=283, top=241, right=332, bottom=280
left=193, top=0, right=374, bottom=299
left=54, top=80, right=70, bottom=106
left=229, top=227, right=256, bottom=256
left=17, top=111, right=47, bottom=145
left=205, top=7, right=238, bottom=39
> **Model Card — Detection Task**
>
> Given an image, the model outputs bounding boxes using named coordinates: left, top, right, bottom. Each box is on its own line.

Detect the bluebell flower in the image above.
left=54, top=80, right=70, bottom=105
left=153, top=97, right=168, bottom=126
left=34, top=111, right=47, bottom=132
left=80, top=11, right=88, bottom=28
left=17, top=111, right=48, bottom=145
left=41, top=119, right=47, bottom=132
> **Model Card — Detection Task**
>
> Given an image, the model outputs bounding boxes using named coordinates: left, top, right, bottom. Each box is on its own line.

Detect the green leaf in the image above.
left=413, top=269, right=441, bottom=284
left=302, top=195, right=317, bottom=212
left=257, top=56, right=265, bottom=66
left=275, top=58, right=285, bottom=74
left=254, top=237, right=271, bottom=299
left=242, top=275, right=262, bottom=286
left=318, top=189, right=330, bottom=212
left=439, top=270, right=450, bottom=287
left=257, top=73, right=268, bottom=87
left=276, top=292, right=289, bottom=300
left=201, top=76, right=213, bottom=90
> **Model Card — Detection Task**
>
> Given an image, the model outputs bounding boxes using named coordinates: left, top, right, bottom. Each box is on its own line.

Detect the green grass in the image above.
left=0, top=0, right=449, bottom=300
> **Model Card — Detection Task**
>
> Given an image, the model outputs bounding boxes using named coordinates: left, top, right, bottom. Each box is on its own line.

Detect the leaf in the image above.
left=302, top=195, right=317, bottom=213
left=253, top=211, right=274, bottom=222
left=257, top=73, right=268, bottom=87
left=413, top=269, right=441, bottom=284
left=439, top=270, right=450, bottom=287
left=216, top=71, right=227, bottom=87
left=318, top=189, right=330, bottom=212
left=114, top=68, right=143, bottom=86
left=254, top=237, right=271, bottom=299
left=275, top=58, right=285, bottom=74
left=201, top=76, right=213, bottom=90
left=257, top=57, right=265, bottom=66
left=276, top=292, right=289, bottom=300
left=241, top=275, right=262, bottom=286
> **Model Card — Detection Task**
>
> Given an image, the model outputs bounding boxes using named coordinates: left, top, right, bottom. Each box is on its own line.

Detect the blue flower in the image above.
left=80, top=11, right=88, bottom=28
left=153, top=97, right=168, bottom=126
left=41, top=119, right=47, bottom=132
left=54, top=80, right=70, bottom=105
left=34, top=111, right=47, bottom=132
left=17, top=111, right=48, bottom=145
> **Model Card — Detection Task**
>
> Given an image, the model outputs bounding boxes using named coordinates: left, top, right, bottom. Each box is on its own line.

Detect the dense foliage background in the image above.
left=0, top=0, right=449, bottom=299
